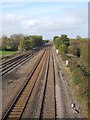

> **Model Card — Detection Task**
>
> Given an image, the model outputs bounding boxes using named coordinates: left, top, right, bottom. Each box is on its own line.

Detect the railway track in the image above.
left=2, top=47, right=57, bottom=119
left=0, top=51, right=36, bottom=66
left=0, top=50, right=39, bottom=76
left=39, top=48, right=56, bottom=119
left=21, top=47, right=57, bottom=119
left=2, top=49, right=47, bottom=120
left=2, top=46, right=82, bottom=119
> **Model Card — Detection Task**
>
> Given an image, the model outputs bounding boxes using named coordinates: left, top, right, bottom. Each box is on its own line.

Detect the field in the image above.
left=0, top=50, right=17, bottom=56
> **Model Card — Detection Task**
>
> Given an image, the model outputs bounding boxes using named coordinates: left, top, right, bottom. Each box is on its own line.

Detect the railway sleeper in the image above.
left=9, top=111, right=21, bottom=115
left=8, top=114, right=20, bottom=118
left=11, top=109, right=22, bottom=112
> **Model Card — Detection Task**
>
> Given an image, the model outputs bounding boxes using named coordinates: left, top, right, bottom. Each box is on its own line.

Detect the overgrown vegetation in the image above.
left=53, top=35, right=89, bottom=118
left=53, top=34, right=69, bottom=53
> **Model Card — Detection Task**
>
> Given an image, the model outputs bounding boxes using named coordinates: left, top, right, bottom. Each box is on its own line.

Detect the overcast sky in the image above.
left=0, top=2, right=88, bottom=39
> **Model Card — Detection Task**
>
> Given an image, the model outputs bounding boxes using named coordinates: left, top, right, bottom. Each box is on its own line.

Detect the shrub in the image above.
left=68, top=45, right=80, bottom=57
left=79, top=40, right=88, bottom=63
left=59, top=44, right=68, bottom=54
left=18, top=38, right=26, bottom=52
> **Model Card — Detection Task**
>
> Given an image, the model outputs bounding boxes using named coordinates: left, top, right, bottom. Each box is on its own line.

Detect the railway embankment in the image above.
left=53, top=45, right=89, bottom=118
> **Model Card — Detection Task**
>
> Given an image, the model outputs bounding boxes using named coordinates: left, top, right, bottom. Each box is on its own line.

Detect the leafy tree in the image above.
left=6, top=38, right=13, bottom=50
left=59, top=44, right=68, bottom=53
left=25, top=40, right=31, bottom=50
left=60, top=34, right=69, bottom=46
left=18, top=36, right=25, bottom=51
left=44, top=40, right=49, bottom=43
left=53, top=36, right=59, bottom=43
left=10, top=34, right=22, bottom=50
left=0, top=37, right=2, bottom=50
left=29, top=37, right=36, bottom=48
left=28, top=35, right=43, bottom=48
left=2, top=36, right=8, bottom=50
left=53, top=34, right=69, bottom=49
left=54, top=38, right=60, bottom=49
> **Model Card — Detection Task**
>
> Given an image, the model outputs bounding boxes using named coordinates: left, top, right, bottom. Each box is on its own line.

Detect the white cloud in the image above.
left=0, top=2, right=88, bottom=39
left=3, top=14, right=24, bottom=23
left=21, top=19, right=37, bottom=29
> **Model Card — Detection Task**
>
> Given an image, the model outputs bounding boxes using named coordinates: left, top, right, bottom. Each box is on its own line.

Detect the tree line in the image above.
left=53, top=34, right=80, bottom=57
left=0, top=34, right=49, bottom=51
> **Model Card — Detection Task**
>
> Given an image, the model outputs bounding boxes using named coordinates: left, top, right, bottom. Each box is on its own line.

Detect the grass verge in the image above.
left=0, top=50, right=17, bottom=56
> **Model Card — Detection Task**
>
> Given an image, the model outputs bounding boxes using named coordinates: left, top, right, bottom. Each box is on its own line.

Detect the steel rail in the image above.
left=0, top=51, right=39, bottom=76
left=39, top=48, right=57, bottom=119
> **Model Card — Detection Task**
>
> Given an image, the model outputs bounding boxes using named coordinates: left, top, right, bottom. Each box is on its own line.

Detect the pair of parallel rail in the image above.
left=0, top=50, right=39, bottom=76
left=2, top=47, right=57, bottom=119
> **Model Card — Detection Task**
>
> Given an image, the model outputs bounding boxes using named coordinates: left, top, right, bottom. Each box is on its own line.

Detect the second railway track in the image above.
left=0, top=50, right=39, bottom=76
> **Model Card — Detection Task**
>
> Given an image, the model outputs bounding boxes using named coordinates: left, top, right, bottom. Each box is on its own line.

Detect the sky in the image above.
left=0, top=2, right=88, bottom=39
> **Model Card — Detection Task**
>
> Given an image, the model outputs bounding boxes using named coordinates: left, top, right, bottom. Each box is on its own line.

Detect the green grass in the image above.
left=0, top=50, right=17, bottom=56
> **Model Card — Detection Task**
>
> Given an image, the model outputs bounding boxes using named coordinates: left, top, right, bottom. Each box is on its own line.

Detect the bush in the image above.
left=79, top=40, right=88, bottom=63
left=68, top=45, right=80, bottom=57
left=59, top=44, right=68, bottom=54
left=53, top=34, right=70, bottom=49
